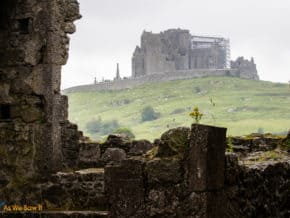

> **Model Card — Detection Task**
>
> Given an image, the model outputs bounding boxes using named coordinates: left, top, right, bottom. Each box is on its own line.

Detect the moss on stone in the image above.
left=158, top=127, right=190, bottom=157
left=280, top=138, right=290, bottom=151
left=145, top=146, right=158, bottom=159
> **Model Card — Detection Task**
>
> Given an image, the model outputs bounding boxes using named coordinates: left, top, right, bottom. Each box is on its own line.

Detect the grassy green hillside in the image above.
left=67, top=77, right=290, bottom=141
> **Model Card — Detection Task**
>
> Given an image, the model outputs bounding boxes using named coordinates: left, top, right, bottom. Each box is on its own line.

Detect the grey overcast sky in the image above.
left=62, top=0, right=290, bottom=89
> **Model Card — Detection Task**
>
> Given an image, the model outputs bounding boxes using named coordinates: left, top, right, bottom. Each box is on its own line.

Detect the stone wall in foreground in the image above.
left=104, top=125, right=290, bottom=218
left=0, top=124, right=289, bottom=217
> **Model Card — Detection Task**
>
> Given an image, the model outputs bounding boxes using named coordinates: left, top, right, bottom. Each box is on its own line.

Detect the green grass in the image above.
left=67, top=77, right=290, bottom=141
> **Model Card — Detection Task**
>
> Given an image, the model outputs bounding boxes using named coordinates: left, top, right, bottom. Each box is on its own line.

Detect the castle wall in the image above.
left=132, top=48, right=145, bottom=78
left=231, top=57, right=259, bottom=80
left=132, top=29, right=231, bottom=77
left=104, top=126, right=290, bottom=217
left=0, top=0, right=81, bottom=191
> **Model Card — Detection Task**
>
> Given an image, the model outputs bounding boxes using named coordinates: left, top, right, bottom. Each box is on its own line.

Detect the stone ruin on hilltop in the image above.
left=64, top=29, right=259, bottom=93
left=0, top=1, right=289, bottom=217
left=132, top=29, right=259, bottom=80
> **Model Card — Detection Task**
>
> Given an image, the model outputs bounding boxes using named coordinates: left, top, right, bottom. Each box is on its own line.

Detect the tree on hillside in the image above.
left=86, top=117, right=120, bottom=135
left=114, top=127, right=135, bottom=139
left=102, top=119, right=120, bottom=135
left=86, top=117, right=102, bottom=134
left=141, top=106, right=160, bottom=122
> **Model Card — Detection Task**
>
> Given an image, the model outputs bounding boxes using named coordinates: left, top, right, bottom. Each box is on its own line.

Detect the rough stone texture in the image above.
left=146, top=158, right=182, bottom=185
left=186, top=124, right=227, bottom=191
left=156, top=127, right=190, bottom=157
left=128, top=139, right=153, bottom=156
left=105, top=159, right=146, bottom=218
left=178, top=191, right=226, bottom=218
left=61, top=121, right=83, bottom=169
left=78, top=142, right=101, bottom=168
left=0, top=211, right=108, bottom=218
left=100, top=134, right=131, bottom=154
left=101, top=148, right=126, bottom=163
left=77, top=136, right=153, bottom=168
left=230, top=133, right=284, bottom=153
left=105, top=124, right=228, bottom=217
left=0, top=0, right=82, bottom=198
left=224, top=154, right=290, bottom=218
left=41, top=168, right=106, bottom=210
left=104, top=126, right=289, bottom=218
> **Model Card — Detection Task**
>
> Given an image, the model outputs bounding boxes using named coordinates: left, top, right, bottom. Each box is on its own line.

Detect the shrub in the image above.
left=114, top=127, right=135, bottom=139
left=86, top=117, right=120, bottom=135
left=86, top=117, right=102, bottom=134
left=257, top=127, right=264, bottom=134
left=141, top=106, right=160, bottom=122
left=101, top=119, right=120, bottom=135
left=194, top=86, right=201, bottom=93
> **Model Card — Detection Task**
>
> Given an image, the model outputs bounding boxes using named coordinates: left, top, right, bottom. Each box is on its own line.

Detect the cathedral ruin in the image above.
left=65, top=29, right=259, bottom=93
left=132, top=29, right=259, bottom=80
left=132, top=29, right=230, bottom=77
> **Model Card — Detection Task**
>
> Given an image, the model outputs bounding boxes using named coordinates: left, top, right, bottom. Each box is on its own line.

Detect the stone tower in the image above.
left=0, top=0, right=81, bottom=188
left=115, top=63, right=121, bottom=80
left=231, top=57, right=259, bottom=80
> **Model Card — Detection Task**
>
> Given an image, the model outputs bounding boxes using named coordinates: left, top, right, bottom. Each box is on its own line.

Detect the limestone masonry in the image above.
left=65, top=29, right=259, bottom=93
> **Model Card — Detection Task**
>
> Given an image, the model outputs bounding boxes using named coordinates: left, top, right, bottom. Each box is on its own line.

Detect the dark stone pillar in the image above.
left=182, top=124, right=227, bottom=218
left=105, top=159, right=145, bottom=218
left=186, top=124, right=227, bottom=191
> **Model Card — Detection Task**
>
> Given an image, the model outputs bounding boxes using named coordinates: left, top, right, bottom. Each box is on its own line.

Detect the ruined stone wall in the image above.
left=132, top=29, right=259, bottom=81
left=231, top=56, right=259, bottom=80
left=224, top=154, right=290, bottom=218
left=105, top=125, right=227, bottom=217
left=133, top=29, right=193, bottom=77
left=132, top=29, right=231, bottom=78
left=0, top=0, right=81, bottom=194
left=104, top=126, right=290, bottom=218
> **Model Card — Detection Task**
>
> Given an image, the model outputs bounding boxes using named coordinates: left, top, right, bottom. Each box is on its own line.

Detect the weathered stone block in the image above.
left=178, top=191, right=225, bottom=218
left=186, top=124, right=226, bottom=191
left=102, top=148, right=126, bottom=163
left=146, top=158, right=182, bottom=185
left=42, top=168, right=106, bottom=210
left=61, top=121, right=80, bottom=169
left=105, top=159, right=145, bottom=218
left=155, top=127, right=190, bottom=158
left=128, top=139, right=153, bottom=156
left=100, top=134, right=131, bottom=154
left=0, top=49, right=25, bottom=67
left=78, top=142, right=101, bottom=168
left=225, top=153, right=241, bottom=186
left=146, top=187, right=179, bottom=217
